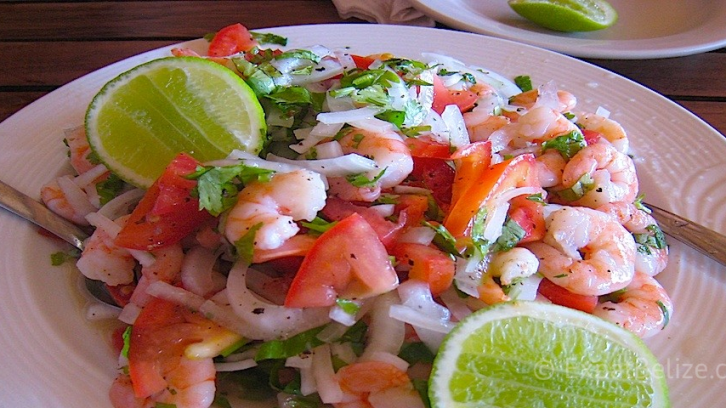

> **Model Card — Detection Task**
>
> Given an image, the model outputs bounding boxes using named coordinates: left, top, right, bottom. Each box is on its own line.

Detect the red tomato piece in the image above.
left=445, top=152, right=538, bottom=239
left=404, top=137, right=452, bottom=159
left=411, top=157, right=455, bottom=207
left=538, top=278, right=598, bottom=314
left=208, top=23, right=258, bottom=57
left=351, top=54, right=377, bottom=70
left=115, top=153, right=211, bottom=251
left=321, top=197, right=405, bottom=248
left=392, top=243, right=455, bottom=295
left=431, top=75, right=478, bottom=115
left=105, top=282, right=136, bottom=307
left=508, top=195, right=545, bottom=243
left=284, top=213, right=398, bottom=308
left=582, top=129, right=603, bottom=145
left=394, top=194, right=429, bottom=230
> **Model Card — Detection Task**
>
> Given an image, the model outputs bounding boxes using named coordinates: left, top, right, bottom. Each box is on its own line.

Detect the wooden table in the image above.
left=2, top=0, right=725, bottom=137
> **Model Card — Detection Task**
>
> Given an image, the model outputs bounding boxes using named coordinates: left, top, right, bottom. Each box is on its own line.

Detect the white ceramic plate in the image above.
left=410, top=0, right=726, bottom=59
left=1, top=24, right=725, bottom=407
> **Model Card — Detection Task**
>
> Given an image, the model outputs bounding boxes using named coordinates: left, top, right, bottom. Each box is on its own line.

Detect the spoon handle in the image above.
left=0, top=179, right=87, bottom=250
left=647, top=202, right=726, bottom=267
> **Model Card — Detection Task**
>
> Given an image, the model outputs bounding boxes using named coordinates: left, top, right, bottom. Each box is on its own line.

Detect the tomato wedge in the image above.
left=208, top=23, right=258, bottom=57
left=115, top=152, right=211, bottom=251
left=444, top=152, right=538, bottom=239
left=284, top=213, right=398, bottom=308
left=321, top=197, right=405, bottom=248
left=392, top=242, right=455, bottom=295
left=432, top=75, right=478, bottom=115
left=538, top=278, right=598, bottom=314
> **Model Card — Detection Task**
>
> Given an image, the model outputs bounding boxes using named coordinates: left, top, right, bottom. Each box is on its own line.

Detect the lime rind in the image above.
left=85, top=56, right=266, bottom=188
left=508, top=0, right=618, bottom=32
left=429, top=301, right=669, bottom=408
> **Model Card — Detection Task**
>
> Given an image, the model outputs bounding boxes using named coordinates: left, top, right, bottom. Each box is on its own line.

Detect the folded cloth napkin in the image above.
left=332, top=0, right=436, bottom=27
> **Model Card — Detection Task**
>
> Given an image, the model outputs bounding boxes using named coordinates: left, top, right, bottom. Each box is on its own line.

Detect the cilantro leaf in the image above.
left=346, top=168, right=387, bottom=188
left=234, top=222, right=263, bottom=264
left=541, top=129, right=586, bottom=160
left=493, top=218, right=526, bottom=252
left=250, top=31, right=288, bottom=46
left=553, top=173, right=595, bottom=202
left=190, top=163, right=274, bottom=216
left=514, top=75, right=533, bottom=92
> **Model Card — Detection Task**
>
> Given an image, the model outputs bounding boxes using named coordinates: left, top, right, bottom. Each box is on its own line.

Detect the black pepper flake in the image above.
left=252, top=308, right=265, bottom=315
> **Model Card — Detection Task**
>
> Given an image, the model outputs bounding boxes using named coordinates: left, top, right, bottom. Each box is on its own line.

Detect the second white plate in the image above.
left=410, top=0, right=726, bottom=59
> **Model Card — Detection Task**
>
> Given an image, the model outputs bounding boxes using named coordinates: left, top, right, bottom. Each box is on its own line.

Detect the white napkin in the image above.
left=332, top=0, right=436, bottom=27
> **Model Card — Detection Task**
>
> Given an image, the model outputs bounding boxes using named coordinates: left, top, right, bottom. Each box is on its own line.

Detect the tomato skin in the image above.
left=582, top=129, right=603, bottom=145
left=410, top=157, right=455, bottom=207
left=321, top=197, right=404, bottom=248
left=351, top=54, right=377, bottom=70
left=207, top=23, right=258, bottom=57
left=404, top=137, right=452, bottom=159
left=392, top=243, right=455, bottom=295
left=284, top=213, right=398, bottom=308
left=115, top=153, right=211, bottom=251
left=432, top=75, right=478, bottom=114
left=445, top=152, right=538, bottom=239
left=508, top=195, right=545, bottom=243
left=538, top=278, right=598, bottom=313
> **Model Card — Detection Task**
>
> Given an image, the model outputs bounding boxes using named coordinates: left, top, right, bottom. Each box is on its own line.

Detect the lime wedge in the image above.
left=508, top=0, right=618, bottom=32
left=85, top=56, right=266, bottom=188
left=429, top=301, right=669, bottom=408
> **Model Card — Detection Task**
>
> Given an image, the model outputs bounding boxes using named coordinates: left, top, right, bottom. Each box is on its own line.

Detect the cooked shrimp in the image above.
left=494, top=106, right=579, bottom=152
left=335, top=361, right=424, bottom=408
left=594, top=272, right=673, bottom=338
left=126, top=243, right=185, bottom=308
left=559, top=142, right=638, bottom=208
left=111, top=298, right=221, bottom=408
left=525, top=206, right=636, bottom=296
left=597, top=201, right=668, bottom=276
left=509, top=88, right=577, bottom=113
left=76, top=219, right=136, bottom=286
left=535, top=149, right=567, bottom=188
left=224, top=169, right=326, bottom=250
left=63, top=126, right=96, bottom=175
left=328, top=127, right=413, bottom=202
left=463, top=111, right=510, bottom=143
left=40, top=178, right=96, bottom=226
left=577, top=112, right=629, bottom=154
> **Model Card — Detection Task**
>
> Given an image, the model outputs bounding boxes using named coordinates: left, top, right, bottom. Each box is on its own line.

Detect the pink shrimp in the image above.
left=334, top=361, right=424, bottom=408
left=509, top=88, right=577, bottom=113
left=525, top=206, right=636, bottom=296
left=597, top=201, right=668, bottom=276
left=76, top=218, right=136, bottom=286
left=328, top=127, right=413, bottom=202
left=63, top=126, right=96, bottom=175
left=558, top=141, right=638, bottom=208
left=594, top=272, right=673, bottom=338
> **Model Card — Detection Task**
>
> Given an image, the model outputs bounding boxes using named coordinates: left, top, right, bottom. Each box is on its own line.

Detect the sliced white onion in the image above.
left=333, top=49, right=357, bottom=71
left=491, top=186, right=543, bottom=208
left=226, top=262, right=330, bottom=340
left=180, top=246, right=226, bottom=297
left=439, top=286, right=473, bottom=322
left=314, top=140, right=345, bottom=159
left=329, top=304, right=358, bottom=327
left=325, top=91, right=357, bottom=113
left=317, top=106, right=381, bottom=125
left=391, top=185, right=430, bottom=195
left=396, top=226, right=436, bottom=246
left=420, top=52, right=521, bottom=98
left=441, top=104, right=470, bottom=147
left=534, top=81, right=561, bottom=111
left=266, top=153, right=378, bottom=177
left=286, top=354, right=316, bottom=395
left=369, top=204, right=395, bottom=218
left=482, top=202, right=510, bottom=243
left=118, top=303, right=142, bottom=325
left=454, top=250, right=486, bottom=298
left=365, top=351, right=409, bottom=372
left=506, top=274, right=543, bottom=301
left=97, top=188, right=144, bottom=220
left=215, top=359, right=257, bottom=372
left=57, top=175, right=98, bottom=216
left=388, top=305, right=454, bottom=334
left=359, top=291, right=405, bottom=362
left=145, top=280, right=206, bottom=310
left=85, top=212, right=122, bottom=237
left=290, top=58, right=345, bottom=85
left=73, top=164, right=109, bottom=189
left=311, top=344, right=344, bottom=404
left=220, top=150, right=304, bottom=174
left=596, top=105, right=611, bottom=118
left=348, top=117, right=395, bottom=133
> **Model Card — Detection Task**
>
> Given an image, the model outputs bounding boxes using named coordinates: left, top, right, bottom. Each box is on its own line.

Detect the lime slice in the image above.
left=508, top=0, right=618, bottom=32
left=85, top=56, right=266, bottom=188
left=429, top=301, right=669, bottom=408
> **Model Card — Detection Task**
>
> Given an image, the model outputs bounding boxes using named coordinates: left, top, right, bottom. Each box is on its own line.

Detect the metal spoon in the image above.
left=0, top=179, right=119, bottom=306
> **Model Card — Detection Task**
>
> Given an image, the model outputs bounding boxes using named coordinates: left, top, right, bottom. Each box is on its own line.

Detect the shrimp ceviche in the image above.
left=45, top=23, right=673, bottom=408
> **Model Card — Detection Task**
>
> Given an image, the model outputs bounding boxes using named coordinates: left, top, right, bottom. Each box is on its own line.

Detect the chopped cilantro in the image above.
left=255, top=325, right=326, bottom=361
left=275, top=49, right=321, bottom=64
left=250, top=31, right=288, bottom=46
left=189, top=163, right=274, bottom=216
left=95, top=173, right=126, bottom=206
left=526, top=193, right=546, bottom=204
left=234, top=222, right=263, bottom=264
left=514, top=75, right=533, bottom=92
left=422, top=221, right=460, bottom=257
left=301, top=217, right=337, bottom=236
left=553, top=173, right=594, bottom=202
left=121, top=326, right=132, bottom=358
left=50, top=248, right=81, bottom=266
left=541, top=129, right=586, bottom=160
left=335, top=298, right=361, bottom=315
left=493, top=218, right=526, bottom=252
left=346, top=168, right=387, bottom=188
left=657, top=300, right=670, bottom=329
